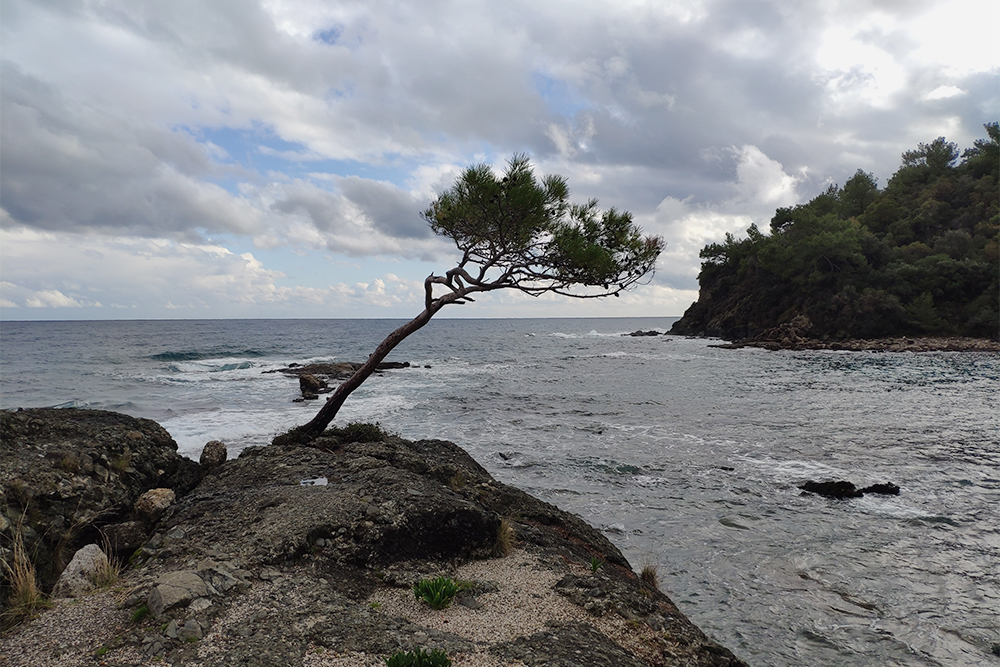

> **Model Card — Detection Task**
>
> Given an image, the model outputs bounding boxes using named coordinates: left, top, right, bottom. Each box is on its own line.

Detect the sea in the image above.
left=1, top=317, right=997, bottom=667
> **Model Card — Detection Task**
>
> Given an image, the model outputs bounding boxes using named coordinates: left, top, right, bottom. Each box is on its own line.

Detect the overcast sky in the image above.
left=1, top=0, right=996, bottom=320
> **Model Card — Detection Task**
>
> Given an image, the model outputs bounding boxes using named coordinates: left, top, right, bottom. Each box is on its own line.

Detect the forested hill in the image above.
left=671, top=123, right=999, bottom=341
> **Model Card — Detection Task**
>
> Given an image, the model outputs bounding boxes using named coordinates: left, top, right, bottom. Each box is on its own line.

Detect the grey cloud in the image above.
left=0, top=63, right=256, bottom=238
left=336, top=177, right=431, bottom=240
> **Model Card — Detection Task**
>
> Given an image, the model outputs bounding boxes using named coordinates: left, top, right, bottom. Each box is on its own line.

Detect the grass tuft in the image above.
left=589, top=556, right=603, bottom=573
left=640, top=561, right=660, bottom=590
left=493, top=517, right=516, bottom=557
left=1, top=516, right=49, bottom=631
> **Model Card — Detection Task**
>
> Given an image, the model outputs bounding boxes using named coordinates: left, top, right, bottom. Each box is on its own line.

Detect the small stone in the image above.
left=199, top=441, right=227, bottom=469
left=165, top=620, right=179, bottom=638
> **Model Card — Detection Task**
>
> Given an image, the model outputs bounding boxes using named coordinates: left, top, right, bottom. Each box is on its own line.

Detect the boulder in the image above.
left=101, top=520, right=148, bottom=555
left=147, top=570, right=208, bottom=617
left=135, top=488, right=176, bottom=524
left=299, top=373, right=326, bottom=395
left=199, top=440, right=227, bottom=469
left=0, top=408, right=201, bottom=592
left=51, top=544, right=109, bottom=598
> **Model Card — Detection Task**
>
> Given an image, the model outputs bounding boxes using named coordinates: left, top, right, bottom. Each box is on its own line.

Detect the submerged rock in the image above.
left=800, top=480, right=900, bottom=499
left=799, top=480, right=864, bottom=499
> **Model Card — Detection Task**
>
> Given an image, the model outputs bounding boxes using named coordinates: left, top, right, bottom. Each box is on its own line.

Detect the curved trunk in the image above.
left=299, top=307, right=437, bottom=439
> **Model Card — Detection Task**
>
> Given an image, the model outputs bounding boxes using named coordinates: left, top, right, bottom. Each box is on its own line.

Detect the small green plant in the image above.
left=111, top=449, right=133, bottom=472
left=385, top=648, right=452, bottom=667
left=95, top=647, right=109, bottom=658
left=369, top=601, right=382, bottom=610
left=131, top=604, right=150, bottom=623
left=589, top=556, right=603, bottom=573
left=413, top=576, right=460, bottom=610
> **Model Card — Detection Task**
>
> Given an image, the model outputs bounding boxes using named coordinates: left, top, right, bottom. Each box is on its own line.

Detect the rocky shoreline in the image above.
left=704, top=316, right=1000, bottom=352
left=1, top=408, right=746, bottom=667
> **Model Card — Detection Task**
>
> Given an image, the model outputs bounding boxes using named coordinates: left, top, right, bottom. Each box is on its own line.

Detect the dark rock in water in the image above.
left=859, top=482, right=900, bottom=496
left=0, top=408, right=201, bottom=592
left=625, top=330, right=663, bottom=337
left=299, top=373, right=326, bottom=395
left=799, top=480, right=864, bottom=499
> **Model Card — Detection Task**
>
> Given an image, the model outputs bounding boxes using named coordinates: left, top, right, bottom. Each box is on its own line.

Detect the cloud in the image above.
left=1, top=0, right=996, bottom=319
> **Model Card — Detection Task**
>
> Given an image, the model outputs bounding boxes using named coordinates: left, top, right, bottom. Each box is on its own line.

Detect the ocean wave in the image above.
left=150, top=348, right=268, bottom=362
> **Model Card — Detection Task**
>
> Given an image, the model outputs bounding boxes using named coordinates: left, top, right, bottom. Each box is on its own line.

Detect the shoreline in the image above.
left=0, top=408, right=747, bottom=667
left=711, top=335, right=1000, bottom=352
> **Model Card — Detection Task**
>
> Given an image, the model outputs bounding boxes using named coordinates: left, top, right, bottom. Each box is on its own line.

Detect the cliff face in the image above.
left=1, top=408, right=747, bottom=667
left=671, top=126, right=999, bottom=342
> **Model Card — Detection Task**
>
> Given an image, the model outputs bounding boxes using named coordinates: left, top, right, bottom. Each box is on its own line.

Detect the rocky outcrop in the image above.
left=0, top=408, right=202, bottom=591
left=696, top=313, right=1000, bottom=352
left=625, top=330, right=665, bottom=337
left=2, top=410, right=748, bottom=666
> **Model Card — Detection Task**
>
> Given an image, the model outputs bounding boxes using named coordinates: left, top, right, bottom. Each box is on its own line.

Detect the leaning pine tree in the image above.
left=294, top=154, right=664, bottom=442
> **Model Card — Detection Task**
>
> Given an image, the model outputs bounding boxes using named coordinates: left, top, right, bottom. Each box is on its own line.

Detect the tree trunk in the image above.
left=298, top=306, right=437, bottom=439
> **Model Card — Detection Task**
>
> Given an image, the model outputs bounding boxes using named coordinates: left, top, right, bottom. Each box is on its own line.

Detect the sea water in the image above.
left=1, top=318, right=997, bottom=667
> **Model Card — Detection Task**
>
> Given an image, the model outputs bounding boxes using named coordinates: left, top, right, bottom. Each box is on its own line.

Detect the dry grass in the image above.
left=493, top=517, right=516, bottom=557
left=1, top=517, right=49, bottom=631
left=640, top=560, right=660, bottom=590
left=91, top=534, right=122, bottom=589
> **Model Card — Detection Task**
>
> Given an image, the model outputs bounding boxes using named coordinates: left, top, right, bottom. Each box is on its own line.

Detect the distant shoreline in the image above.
left=709, top=335, right=1000, bottom=353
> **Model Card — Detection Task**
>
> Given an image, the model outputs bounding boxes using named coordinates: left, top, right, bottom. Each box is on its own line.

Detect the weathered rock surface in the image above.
left=0, top=408, right=202, bottom=590
left=199, top=440, right=227, bottom=469
left=51, top=544, right=109, bottom=598
left=147, top=570, right=209, bottom=617
left=134, top=488, right=176, bottom=524
left=3, top=410, right=747, bottom=666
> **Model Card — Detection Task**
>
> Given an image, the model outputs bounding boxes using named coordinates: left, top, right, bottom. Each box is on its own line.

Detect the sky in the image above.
left=1, top=0, right=997, bottom=321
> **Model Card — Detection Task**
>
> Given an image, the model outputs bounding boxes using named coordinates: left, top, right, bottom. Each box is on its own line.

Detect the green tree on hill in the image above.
left=672, top=123, right=999, bottom=341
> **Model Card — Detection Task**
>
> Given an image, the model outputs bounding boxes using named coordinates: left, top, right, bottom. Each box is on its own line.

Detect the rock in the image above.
left=135, top=488, right=176, bottom=524
left=178, top=619, right=204, bottom=641
left=147, top=570, right=208, bottom=617
left=51, top=544, right=109, bottom=598
left=800, top=480, right=900, bottom=499
left=199, top=440, right=227, bottom=469
left=299, top=374, right=326, bottom=396
left=859, top=482, right=900, bottom=495
left=799, top=480, right=864, bottom=499
left=0, top=408, right=202, bottom=593
left=624, top=330, right=663, bottom=337
left=101, top=520, right=149, bottom=556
